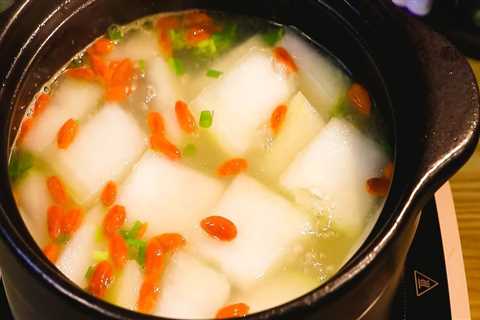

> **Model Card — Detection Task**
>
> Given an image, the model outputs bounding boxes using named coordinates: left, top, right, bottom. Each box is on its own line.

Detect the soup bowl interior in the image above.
left=0, top=0, right=478, bottom=319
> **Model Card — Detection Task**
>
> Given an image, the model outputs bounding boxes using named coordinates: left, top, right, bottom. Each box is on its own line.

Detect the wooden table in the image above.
left=450, top=60, right=480, bottom=320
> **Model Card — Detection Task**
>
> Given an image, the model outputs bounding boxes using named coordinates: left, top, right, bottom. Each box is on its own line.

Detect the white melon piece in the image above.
left=154, top=251, right=230, bottom=319
left=117, top=151, right=224, bottom=237
left=187, top=35, right=268, bottom=99
left=56, top=206, right=103, bottom=288
left=281, top=118, right=388, bottom=232
left=146, top=57, right=184, bottom=144
left=22, top=79, right=103, bottom=154
left=115, top=260, right=143, bottom=311
left=49, top=105, right=146, bottom=204
left=231, top=271, right=317, bottom=313
left=192, top=174, right=311, bottom=290
left=280, top=31, right=349, bottom=117
left=191, top=50, right=298, bottom=156
left=14, top=170, right=51, bottom=247
left=107, top=30, right=160, bottom=62
left=252, top=92, right=325, bottom=181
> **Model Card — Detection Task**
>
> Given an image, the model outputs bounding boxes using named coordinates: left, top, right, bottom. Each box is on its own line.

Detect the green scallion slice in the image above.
left=206, top=69, right=223, bottom=78
left=107, top=24, right=123, bottom=42
left=183, top=144, right=197, bottom=157
left=92, top=250, right=109, bottom=262
left=137, top=242, right=147, bottom=267
left=168, top=57, right=184, bottom=76
left=8, top=150, right=34, bottom=183
left=199, top=110, right=213, bottom=128
left=84, top=266, right=94, bottom=280
left=262, top=26, right=285, bottom=47
left=138, top=60, right=146, bottom=74
left=55, top=234, right=70, bottom=245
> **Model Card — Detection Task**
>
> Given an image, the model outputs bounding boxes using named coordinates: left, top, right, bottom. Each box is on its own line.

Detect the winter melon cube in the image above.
left=280, top=31, right=350, bottom=117
left=56, top=206, right=103, bottom=288
left=187, top=35, right=268, bottom=99
left=192, top=174, right=311, bottom=290
left=231, top=271, right=317, bottom=313
left=14, top=170, right=51, bottom=247
left=115, top=260, right=143, bottom=311
left=146, top=57, right=185, bottom=144
left=191, top=50, right=297, bottom=156
left=251, top=92, right=325, bottom=181
left=49, top=105, right=146, bottom=204
left=117, top=151, right=225, bottom=237
left=280, top=118, right=388, bottom=233
left=107, top=30, right=160, bottom=62
left=22, top=79, right=103, bottom=154
left=154, top=251, right=230, bottom=319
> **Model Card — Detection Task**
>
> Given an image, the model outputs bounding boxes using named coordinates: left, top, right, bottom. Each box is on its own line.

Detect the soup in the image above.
left=8, top=10, right=392, bottom=319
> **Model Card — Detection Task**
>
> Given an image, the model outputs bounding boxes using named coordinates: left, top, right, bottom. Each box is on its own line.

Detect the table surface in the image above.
left=451, top=60, right=480, bottom=320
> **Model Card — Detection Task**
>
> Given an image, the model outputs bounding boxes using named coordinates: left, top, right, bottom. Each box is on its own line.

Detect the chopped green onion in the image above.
left=168, top=57, right=184, bottom=76
left=138, top=60, right=146, bottom=74
left=137, top=242, right=147, bottom=267
left=107, top=24, right=123, bottom=42
left=199, top=110, right=213, bottom=128
left=125, top=238, right=147, bottom=267
left=84, top=266, right=94, bottom=280
left=129, top=221, right=144, bottom=239
left=93, top=250, right=109, bottom=262
left=212, top=23, right=237, bottom=52
left=206, top=69, right=223, bottom=78
left=262, top=26, right=285, bottom=47
left=95, top=226, right=105, bottom=243
left=183, top=144, right=197, bottom=157
left=120, top=221, right=145, bottom=240
left=194, top=39, right=217, bottom=57
left=55, top=234, right=70, bottom=245
left=169, top=29, right=186, bottom=51
left=8, top=150, right=34, bottom=182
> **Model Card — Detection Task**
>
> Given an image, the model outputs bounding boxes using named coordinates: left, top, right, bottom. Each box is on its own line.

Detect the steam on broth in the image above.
left=9, top=10, right=392, bottom=319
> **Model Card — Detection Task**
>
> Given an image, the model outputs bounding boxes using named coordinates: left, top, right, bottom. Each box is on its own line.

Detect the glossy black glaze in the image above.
left=0, top=1, right=478, bottom=319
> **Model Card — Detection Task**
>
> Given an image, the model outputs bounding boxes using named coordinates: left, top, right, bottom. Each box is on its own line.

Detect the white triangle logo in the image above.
left=414, top=270, right=439, bottom=297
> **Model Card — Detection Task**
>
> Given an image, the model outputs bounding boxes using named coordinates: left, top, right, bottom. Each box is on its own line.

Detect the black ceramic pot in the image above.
left=0, top=1, right=478, bottom=320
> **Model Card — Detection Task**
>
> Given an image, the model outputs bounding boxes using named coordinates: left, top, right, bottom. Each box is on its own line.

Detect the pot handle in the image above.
left=404, top=15, right=479, bottom=203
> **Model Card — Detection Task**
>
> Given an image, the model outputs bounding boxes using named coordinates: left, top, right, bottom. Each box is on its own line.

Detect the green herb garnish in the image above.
left=120, top=221, right=147, bottom=267
left=84, top=266, right=94, bottom=280
left=199, top=110, right=213, bottom=128
left=183, top=144, right=197, bottom=157
left=120, top=221, right=144, bottom=240
left=138, top=59, right=146, bottom=74
left=125, top=238, right=147, bottom=267
left=55, top=234, right=70, bottom=245
left=93, top=250, right=109, bottom=262
left=95, top=226, right=105, bottom=243
left=168, top=57, right=185, bottom=76
left=8, top=150, right=34, bottom=182
left=107, top=24, right=123, bottom=42
left=262, top=26, right=285, bottom=47
left=206, top=69, right=223, bottom=78
left=212, top=23, right=237, bottom=52
left=137, top=241, right=147, bottom=267
left=169, top=29, right=187, bottom=51
left=194, top=39, right=217, bottom=57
